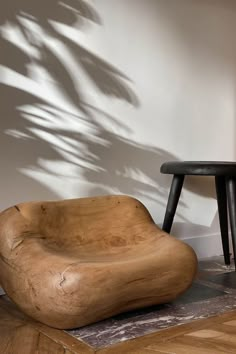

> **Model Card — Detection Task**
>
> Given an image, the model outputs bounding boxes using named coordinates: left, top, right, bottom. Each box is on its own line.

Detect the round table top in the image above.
left=160, top=161, right=236, bottom=176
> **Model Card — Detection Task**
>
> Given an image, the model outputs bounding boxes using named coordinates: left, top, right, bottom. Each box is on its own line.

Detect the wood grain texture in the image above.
left=0, top=297, right=94, bottom=354
left=37, top=333, right=65, bottom=354
left=0, top=325, right=40, bottom=354
left=0, top=195, right=197, bottom=329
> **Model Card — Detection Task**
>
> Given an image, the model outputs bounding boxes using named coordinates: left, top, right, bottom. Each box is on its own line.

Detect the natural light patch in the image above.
left=25, top=123, right=105, bottom=171
left=20, top=106, right=93, bottom=134
left=5, top=129, right=34, bottom=140
left=43, top=35, right=95, bottom=103
left=20, top=104, right=96, bottom=133
left=17, top=15, right=45, bottom=45
left=29, top=128, right=81, bottom=155
left=49, top=20, right=90, bottom=46
left=37, top=159, right=86, bottom=178
left=1, top=64, right=86, bottom=116
left=117, top=168, right=158, bottom=187
left=18, top=166, right=70, bottom=198
left=36, top=158, right=103, bottom=177
left=19, top=11, right=37, bottom=21
left=56, top=149, right=104, bottom=170
left=18, top=166, right=104, bottom=199
left=1, top=22, right=40, bottom=58
left=174, top=190, right=217, bottom=227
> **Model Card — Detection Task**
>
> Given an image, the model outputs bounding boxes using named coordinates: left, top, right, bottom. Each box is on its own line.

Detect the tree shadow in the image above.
left=0, top=0, right=180, bottom=210
left=1, top=80, right=180, bottom=206
left=0, top=0, right=215, bottom=222
left=0, top=0, right=138, bottom=106
left=0, top=0, right=101, bottom=35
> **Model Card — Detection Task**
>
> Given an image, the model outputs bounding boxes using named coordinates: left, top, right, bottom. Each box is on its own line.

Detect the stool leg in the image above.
left=162, top=174, right=184, bottom=233
left=215, top=176, right=230, bottom=265
left=226, top=177, right=236, bottom=271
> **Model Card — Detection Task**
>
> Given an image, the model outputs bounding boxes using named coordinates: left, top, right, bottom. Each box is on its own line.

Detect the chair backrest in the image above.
left=0, top=195, right=156, bottom=255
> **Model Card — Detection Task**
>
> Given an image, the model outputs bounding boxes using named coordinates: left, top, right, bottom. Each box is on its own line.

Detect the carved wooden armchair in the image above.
left=0, top=195, right=197, bottom=329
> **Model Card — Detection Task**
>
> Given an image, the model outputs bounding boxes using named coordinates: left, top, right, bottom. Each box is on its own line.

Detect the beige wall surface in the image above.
left=1, top=0, right=236, bottom=257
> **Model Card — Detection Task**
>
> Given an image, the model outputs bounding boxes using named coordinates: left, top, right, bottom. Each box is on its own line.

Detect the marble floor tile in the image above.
left=206, top=271, right=236, bottom=289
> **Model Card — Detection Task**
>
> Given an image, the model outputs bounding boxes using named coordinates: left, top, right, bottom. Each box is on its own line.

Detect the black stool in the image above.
left=161, top=161, right=236, bottom=268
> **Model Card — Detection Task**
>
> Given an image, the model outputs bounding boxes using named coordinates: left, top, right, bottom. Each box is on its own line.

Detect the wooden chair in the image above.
left=0, top=195, right=197, bottom=329
left=161, top=161, right=236, bottom=268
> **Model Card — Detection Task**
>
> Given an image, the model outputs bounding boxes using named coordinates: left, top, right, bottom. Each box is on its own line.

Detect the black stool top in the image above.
left=161, top=161, right=236, bottom=176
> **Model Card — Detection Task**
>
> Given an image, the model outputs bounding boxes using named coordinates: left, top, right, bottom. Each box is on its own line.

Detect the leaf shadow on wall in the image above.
left=0, top=0, right=217, bottom=226
left=0, top=0, right=183, bottom=212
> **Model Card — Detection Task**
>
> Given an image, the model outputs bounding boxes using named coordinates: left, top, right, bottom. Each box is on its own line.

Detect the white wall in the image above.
left=1, top=0, right=236, bottom=258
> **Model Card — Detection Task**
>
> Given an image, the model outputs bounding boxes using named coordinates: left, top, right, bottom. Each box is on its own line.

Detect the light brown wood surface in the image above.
left=2, top=296, right=236, bottom=353
left=0, top=195, right=197, bottom=329
left=0, top=297, right=94, bottom=354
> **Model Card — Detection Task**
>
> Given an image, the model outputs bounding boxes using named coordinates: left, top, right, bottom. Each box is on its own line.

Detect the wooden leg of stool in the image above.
left=226, top=177, right=236, bottom=271
left=162, top=174, right=184, bottom=233
left=215, top=176, right=230, bottom=265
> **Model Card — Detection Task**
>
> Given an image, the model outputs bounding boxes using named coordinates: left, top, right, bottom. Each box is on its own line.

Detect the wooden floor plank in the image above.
left=11, top=325, right=40, bottom=354
left=171, top=336, right=233, bottom=354
left=211, top=323, right=236, bottom=335
left=0, top=324, right=40, bottom=354
left=0, top=297, right=94, bottom=354
left=37, top=332, right=65, bottom=354
left=148, top=341, right=230, bottom=354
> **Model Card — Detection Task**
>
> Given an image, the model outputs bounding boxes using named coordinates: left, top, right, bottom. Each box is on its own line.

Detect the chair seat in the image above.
left=0, top=195, right=197, bottom=329
left=161, top=161, right=236, bottom=176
